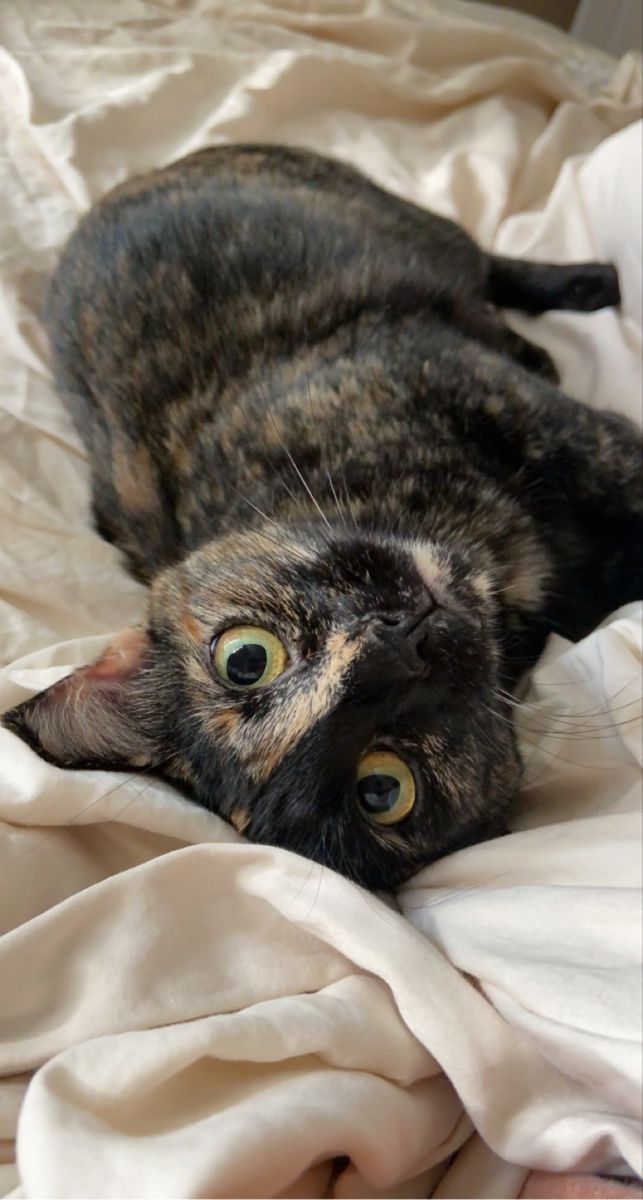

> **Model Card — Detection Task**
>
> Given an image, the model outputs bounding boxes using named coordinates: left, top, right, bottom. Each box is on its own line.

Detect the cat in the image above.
left=3, top=144, right=641, bottom=890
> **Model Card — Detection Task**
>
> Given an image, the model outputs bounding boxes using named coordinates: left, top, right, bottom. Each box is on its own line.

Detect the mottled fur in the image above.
left=4, top=145, right=641, bottom=889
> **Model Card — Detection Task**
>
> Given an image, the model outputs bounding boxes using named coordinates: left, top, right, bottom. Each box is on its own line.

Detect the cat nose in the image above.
left=406, top=611, right=433, bottom=667
left=370, top=605, right=438, bottom=674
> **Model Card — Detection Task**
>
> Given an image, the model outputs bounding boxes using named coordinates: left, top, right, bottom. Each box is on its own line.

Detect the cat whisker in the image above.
left=404, top=870, right=514, bottom=913
left=496, top=702, right=642, bottom=736
left=480, top=701, right=624, bottom=767
left=493, top=682, right=641, bottom=725
left=231, top=490, right=311, bottom=563
left=326, top=469, right=349, bottom=531
left=247, top=367, right=337, bottom=544
left=336, top=463, right=359, bottom=532
left=263, top=407, right=335, bottom=539
left=302, top=338, right=350, bottom=534
left=333, top=827, right=403, bottom=925
left=299, top=335, right=358, bottom=536
left=2, top=771, right=157, bottom=871
left=352, top=307, right=390, bottom=362
left=487, top=696, right=640, bottom=741
left=302, top=859, right=325, bottom=920
left=278, top=476, right=303, bottom=511
left=253, top=526, right=313, bottom=564
left=288, top=855, right=319, bottom=910
left=233, top=490, right=279, bottom=529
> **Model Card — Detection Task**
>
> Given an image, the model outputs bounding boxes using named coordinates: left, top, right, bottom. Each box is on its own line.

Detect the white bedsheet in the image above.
left=0, top=3, right=641, bottom=1197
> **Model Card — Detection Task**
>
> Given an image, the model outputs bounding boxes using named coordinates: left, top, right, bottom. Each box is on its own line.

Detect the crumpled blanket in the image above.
left=0, top=2, right=641, bottom=1197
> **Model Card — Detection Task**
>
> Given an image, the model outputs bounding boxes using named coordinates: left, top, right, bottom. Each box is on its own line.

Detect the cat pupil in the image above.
left=357, top=774, right=400, bottom=813
left=227, top=643, right=267, bottom=685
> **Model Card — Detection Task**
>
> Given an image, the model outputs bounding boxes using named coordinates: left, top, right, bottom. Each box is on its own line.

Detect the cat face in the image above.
left=3, top=525, right=521, bottom=889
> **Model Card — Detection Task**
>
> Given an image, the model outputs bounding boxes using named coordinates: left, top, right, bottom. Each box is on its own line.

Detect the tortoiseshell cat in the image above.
left=4, top=145, right=641, bottom=889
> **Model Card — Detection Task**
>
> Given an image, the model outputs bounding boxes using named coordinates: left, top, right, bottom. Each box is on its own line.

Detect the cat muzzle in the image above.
left=365, top=602, right=470, bottom=680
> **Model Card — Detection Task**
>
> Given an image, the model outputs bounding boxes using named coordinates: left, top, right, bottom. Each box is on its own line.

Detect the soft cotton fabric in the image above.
left=0, top=2, right=641, bottom=1197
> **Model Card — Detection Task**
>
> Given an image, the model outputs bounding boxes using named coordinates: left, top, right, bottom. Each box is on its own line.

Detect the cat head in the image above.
left=2, top=524, right=520, bottom=888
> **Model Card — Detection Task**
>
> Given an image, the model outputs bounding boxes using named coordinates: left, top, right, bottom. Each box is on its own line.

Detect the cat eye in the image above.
left=356, top=750, right=416, bottom=825
left=212, top=626, right=288, bottom=688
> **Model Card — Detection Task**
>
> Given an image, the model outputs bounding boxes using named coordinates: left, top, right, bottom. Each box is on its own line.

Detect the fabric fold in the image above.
left=0, top=2, right=641, bottom=1196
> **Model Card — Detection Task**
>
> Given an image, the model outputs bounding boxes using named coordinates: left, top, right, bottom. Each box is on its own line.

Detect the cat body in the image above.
left=4, top=145, right=641, bottom=888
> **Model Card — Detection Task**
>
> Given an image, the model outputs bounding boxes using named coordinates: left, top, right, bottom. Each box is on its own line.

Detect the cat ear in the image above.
left=2, top=628, right=165, bottom=771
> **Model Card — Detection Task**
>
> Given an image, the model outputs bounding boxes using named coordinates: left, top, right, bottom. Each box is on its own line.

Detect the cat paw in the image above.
left=558, top=263, right=621, bottom=312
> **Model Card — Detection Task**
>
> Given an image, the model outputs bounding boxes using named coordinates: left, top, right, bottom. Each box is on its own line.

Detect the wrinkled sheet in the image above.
left=0, top=2, right=642, bottom=1197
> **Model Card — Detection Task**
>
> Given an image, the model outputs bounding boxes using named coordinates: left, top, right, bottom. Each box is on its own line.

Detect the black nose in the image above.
left=401, top=606, right=438, bottom=669
left=407, top=612, right=433, bottom=666
left=370, top=604, right=439, bottom=675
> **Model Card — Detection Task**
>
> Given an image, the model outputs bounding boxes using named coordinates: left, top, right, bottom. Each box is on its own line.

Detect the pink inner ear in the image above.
left=83, top=628, right=152, bottom=682
left=4, top=626, right=158, bottom=769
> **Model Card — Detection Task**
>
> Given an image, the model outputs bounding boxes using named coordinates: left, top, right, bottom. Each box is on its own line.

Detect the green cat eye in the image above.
left=356, top=750, right=416, bottom=825
left=212, top=626, right=288, bottom=689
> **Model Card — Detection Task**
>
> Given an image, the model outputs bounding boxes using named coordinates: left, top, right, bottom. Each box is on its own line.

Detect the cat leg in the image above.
left=487, top=323, right=560, bottom=382
left=519, top=398, right=641, bottom=636
left=486, top=255, right=620, bottom=314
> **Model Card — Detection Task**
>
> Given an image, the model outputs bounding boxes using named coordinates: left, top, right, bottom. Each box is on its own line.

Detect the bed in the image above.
left=0, top=2, right=641, bottom=1196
